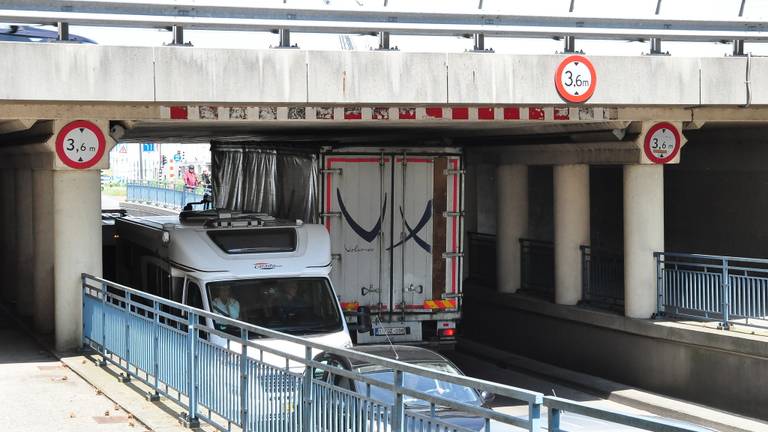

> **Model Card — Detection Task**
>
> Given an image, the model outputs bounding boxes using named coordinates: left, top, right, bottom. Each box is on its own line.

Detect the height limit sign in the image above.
left=55, top=120, right=107, bottom=169
left=555, top=55, right=597, bottom=103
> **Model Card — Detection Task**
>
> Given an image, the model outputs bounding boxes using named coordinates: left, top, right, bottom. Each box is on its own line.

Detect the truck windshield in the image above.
left=207, top=278, right=343, bottom=337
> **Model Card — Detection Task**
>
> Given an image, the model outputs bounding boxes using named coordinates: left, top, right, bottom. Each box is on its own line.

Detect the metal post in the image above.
left=98, top=280, right=107, bottom=366
left=278, top=28, right=292, bottom=48
left=148, top=299, right=160, bottom=401
left=171, top=25, right=185, bottom=45
left=650, top=37, right=664, bottom=55
left=378, top=31, right=390, bottom=50
left=302, top=346, right=313, bottom=432
left=563, top=35, right=576, bottom=53
left=733, top=39, right=745, bottom=56
left=655, top=252, right=663, bottom=318
left=182, top=312, right=200, bottom=427
left=549, top=407, right=561, bottom=432
left=528, top=401, right=541, bottom=431
left=473, top=33, right=484, bottom=51
left=119, top=291, right=132, bottom=383
left=721, top=257, right=730, bottom=329
left=57, top=22, right=69, bottom=41
left=392, top=370, right=404, bottom=432
left=240, top=329, right=249, bottom=431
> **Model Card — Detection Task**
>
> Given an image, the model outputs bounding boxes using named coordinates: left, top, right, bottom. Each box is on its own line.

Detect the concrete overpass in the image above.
left=2, top=42, right=768, bottom=420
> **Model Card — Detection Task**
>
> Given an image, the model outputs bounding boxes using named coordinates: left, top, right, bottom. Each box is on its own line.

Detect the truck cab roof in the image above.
left=116, top=211, right=332, bottom=279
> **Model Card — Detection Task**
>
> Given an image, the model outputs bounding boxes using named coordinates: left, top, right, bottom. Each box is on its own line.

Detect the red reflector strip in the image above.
left=426, top=107, right=443, bottom=118
left=344, top=107, right=362, bottom=120
left=340, top=302, right=360, bottom=311
left=478, top=107, right=494, bottom=120
left=399, top=108, right=416, bottom=119
left=554, top=107, right=570, bottom=120
left=529, top=107, right=545, bottom=120
left=451, top=107, right=469, bottom=120
left=169, top=106, right=188, bottom=120
left=503, top=107, right=520, bottom=120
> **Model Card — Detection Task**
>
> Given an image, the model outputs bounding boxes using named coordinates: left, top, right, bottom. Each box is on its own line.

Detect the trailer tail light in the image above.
left=439, top=328, right=456, bottom=338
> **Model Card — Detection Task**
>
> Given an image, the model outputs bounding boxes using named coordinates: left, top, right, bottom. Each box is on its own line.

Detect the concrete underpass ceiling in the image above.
left=116, top=120, right=633, bottom=146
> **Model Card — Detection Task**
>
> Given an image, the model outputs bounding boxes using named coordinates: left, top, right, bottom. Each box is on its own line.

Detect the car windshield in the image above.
left=207, top=278, right=343, bottom=337
left=355, top=362, right=482, bottom=408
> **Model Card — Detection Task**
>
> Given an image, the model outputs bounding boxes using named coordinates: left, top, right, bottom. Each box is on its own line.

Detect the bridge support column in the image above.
left=15, top=167, right=35, bottom=317
left=554, top=164, right=590, bottom=305
left=54, top=170, right=102, bottom=351
left=623, top=164, right=664, bottom=319
left=32, top=169, right=54, bottom=333
left=496, top=164, right=528, bottom=293
left=1, top=169, right=18, bottom=304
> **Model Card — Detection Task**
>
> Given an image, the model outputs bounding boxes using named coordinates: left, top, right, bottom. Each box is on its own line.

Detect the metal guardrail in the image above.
left=82, top=273, right=703, bottom=432
left=467, top=232, right=496, bottom=288
left=126, top=180, right=210, bottom=210
left=655, top=252, right=768, bottom=329
left=519, top=238, right=554, bottom=301
left=1, top=1, right=767, bottom=44
left=581, top=245, right=625, bottom=310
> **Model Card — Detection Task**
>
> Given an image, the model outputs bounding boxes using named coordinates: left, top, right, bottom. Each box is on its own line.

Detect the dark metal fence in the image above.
left=467, top=232, right=496, bottom=288
left=519, top=239, right=554, bottom=301
left=656, top=252, right=768, bottom=329
left=580, top=245, right=624, bottom=310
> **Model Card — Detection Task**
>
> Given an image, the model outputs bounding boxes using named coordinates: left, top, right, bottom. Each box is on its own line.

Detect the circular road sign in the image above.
left=643, top=122, right=681, bottom=164
left=555, top=55, right=597, bottom=103
left=55, top=120, right=107, bottom=169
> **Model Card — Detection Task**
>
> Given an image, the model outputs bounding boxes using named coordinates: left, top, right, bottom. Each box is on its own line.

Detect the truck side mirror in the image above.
left=357, top=306, right=372, bottom=334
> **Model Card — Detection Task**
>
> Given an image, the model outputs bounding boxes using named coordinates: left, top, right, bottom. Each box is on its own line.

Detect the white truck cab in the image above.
left=113, top=210, right=364, bottom=362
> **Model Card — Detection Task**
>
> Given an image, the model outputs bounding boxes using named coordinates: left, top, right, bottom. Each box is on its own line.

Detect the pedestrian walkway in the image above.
left=0, top=311, right=147, bottom=432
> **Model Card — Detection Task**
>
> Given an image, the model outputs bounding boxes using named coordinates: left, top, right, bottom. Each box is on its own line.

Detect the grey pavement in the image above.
left=0, top=311, right=149, bottom=432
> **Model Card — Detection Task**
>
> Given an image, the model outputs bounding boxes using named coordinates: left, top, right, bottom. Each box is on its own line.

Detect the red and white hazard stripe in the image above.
left=160, top=105, right=618, bottom=122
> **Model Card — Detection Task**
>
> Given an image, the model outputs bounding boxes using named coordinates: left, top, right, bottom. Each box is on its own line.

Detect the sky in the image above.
left=23, top=0, right=768, bottom=56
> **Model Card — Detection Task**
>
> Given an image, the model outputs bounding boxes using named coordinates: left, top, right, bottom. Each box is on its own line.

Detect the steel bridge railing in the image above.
left=126, top=180, right=210, bottom=210
left=580, top=245, right=625, bottom=311
left=82, top=274, right=702, bottom=432
left=519, top=238, right=554, bottom=301
left=655, top=252, right=768, bottom=329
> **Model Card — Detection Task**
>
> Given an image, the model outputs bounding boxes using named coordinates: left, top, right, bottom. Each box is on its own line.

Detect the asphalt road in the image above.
left=440, top=349, right=709, bottom=431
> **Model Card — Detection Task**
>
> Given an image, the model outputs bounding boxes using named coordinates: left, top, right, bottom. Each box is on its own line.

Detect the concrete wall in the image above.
left=666, top=126, right=768, bottom=258
left=462, top=287, right=768, bottom=420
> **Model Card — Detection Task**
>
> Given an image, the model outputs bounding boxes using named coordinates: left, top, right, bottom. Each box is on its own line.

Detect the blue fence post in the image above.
left=147, top=299, right=160, bottom=401
left=655, top=252, right=663, bottom=318
left=98, top=279, right=108, bottom=366
left=392, top=370, right=404, bottom=432
left=240, top=328, right=249, bottom=432
left=119, top=291, right=132, bottom=383
left=721, top=257, right=730, bottom=329
left=528, top=400, right=541, bottom=432
left=302, top=346, right=313, bottom=432
left=182, top=311, right=200, bottom=428
left=549, top=407, right=561, bottom=432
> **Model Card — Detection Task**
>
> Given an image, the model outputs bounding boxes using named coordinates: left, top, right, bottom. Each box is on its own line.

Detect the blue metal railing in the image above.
left=581, top=245, right=625, bottom=310
left=655, top=252, right=768, bottom=329
left=82, top=274, right=703, bottom=432
left=125, top=180, right=210, bottom=210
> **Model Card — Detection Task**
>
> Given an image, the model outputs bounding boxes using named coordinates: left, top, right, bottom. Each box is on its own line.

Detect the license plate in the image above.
left=374, top=327, right=407, bottom=336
